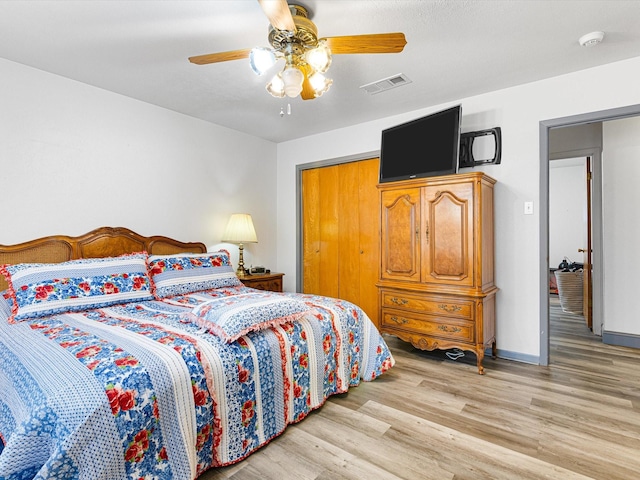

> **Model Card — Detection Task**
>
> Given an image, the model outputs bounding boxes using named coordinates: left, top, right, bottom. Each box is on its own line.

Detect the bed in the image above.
left=0, top=227, right=394, bottom=480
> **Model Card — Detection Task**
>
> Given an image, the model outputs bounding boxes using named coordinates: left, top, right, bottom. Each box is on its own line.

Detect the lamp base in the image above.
left=236, top=243, right=247, bottom=276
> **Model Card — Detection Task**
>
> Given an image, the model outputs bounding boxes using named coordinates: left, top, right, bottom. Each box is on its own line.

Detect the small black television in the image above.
left=378, top=104, right=462, bottom=183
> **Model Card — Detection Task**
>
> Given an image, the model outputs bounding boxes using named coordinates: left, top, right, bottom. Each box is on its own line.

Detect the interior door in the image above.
left=301, top=158, right=380, bottom=325
left=356, top=159, right=381, bottom=324
left=581, top=157, right=593, bottom=329
left=302, top=167, right=320, bottom=295
left=301, top=165, right=339, bottom=299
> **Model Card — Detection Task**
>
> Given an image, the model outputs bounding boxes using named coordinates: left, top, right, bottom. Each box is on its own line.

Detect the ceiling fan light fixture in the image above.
left=281, top=65, right=304, bottom=97
left=249, top=47, right=277, bottom=75
left=189, top=2, right=407, bottom=102
left=305, top=41, right=332, bottom=73
left=309, top=72, right=332, bottom=97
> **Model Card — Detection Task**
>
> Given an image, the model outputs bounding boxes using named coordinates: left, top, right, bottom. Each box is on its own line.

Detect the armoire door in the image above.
left=421, top=180, right=475, bottom=288
left=380, top=186, right=421, bottom=283
left=301, top=158, right=380, bottom=325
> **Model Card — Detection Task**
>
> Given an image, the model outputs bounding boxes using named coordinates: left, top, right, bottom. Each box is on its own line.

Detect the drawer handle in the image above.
left=438, top=325, right=462, bottom=333
left=390, top=316, right=408, bottom=325
left=439, top=304, right=461, bottom=313
left=390, top=297, right=408, bottom=305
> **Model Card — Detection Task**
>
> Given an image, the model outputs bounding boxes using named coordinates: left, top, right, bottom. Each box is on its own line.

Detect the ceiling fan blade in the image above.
left=300, top=64, right=315, bottom=101
left=189, top=48, right=253, bottom=65
left=322, top=33, right=407, bottom=54
left=257, top=0, right=296, bottom=31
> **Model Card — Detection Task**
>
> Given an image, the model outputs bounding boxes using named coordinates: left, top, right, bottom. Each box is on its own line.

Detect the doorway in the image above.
left=549, top=156, right=594, bottom=333
left=539, top=103, right=640, bottom=366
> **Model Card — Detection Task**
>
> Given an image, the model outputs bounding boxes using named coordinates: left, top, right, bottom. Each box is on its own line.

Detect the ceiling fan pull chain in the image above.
left=279, top=103, right=292, bottom=117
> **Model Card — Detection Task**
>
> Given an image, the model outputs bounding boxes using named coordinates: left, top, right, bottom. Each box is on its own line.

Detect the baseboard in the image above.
left=491, top=334, right=640, bottom=365
left=602, top=330, right=640, bottom=349
left=489, top=348, right=539, bottom=365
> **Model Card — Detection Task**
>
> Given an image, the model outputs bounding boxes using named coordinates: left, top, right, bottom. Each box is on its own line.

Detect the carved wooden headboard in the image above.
left=0, top=226, right=207, bottom=291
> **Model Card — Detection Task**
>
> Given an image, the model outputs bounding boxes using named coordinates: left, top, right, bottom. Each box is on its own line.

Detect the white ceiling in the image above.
left=1, top=0, right=639, bottom=143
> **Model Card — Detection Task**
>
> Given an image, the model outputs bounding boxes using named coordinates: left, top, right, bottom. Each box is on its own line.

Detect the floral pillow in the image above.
left=0, top=252, right=154, bottom=324
left=0, top=290, right=13, bottom=318
left=185, top=291, right=313, bottom=343
left=147, top=250, right=242, bottom=299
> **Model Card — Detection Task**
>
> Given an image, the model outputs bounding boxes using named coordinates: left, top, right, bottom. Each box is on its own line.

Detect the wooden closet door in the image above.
left=356, top=159, right=381, bottom=325
left=302, top=165, right=340, bottom=298
left=301, top=163, right=342, bottom=299
left=338, top=162, right=360, bottom=304
left=301, top=158, right=380, bottom=326
left=302, top=168, right=321, bottom=294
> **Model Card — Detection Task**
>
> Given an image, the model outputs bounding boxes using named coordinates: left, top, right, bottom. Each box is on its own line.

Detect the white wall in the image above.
left=0, top=58, right=278, bottom=271
left=276, top=56, right=640, bottom=361
left=603, top=116, right=640, bottom=335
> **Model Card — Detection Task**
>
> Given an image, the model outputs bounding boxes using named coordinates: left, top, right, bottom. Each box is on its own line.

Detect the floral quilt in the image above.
left=0, top=285, right=394, bottom=480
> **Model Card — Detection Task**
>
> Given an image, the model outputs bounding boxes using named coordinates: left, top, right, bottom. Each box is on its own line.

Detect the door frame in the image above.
left=582, top=156, right=593, bottom=330
left=539, top=103, right=640, bottom=366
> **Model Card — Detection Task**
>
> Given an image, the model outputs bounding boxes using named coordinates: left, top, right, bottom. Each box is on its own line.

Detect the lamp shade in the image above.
left=249, top=47, right=277, bottom=76
left=309, top=72, right=332, bottom=97
left=305, top=41, right=332, bottom=73
left=222, top=214, right=258, bottom=244
left=266, top=72, right=285, bottom=98
left=281, top=65, right=304, bottom=98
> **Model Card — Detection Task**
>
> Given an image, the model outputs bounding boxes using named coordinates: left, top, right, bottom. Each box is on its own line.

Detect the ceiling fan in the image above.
left=188, top=0, right=407, bottom=100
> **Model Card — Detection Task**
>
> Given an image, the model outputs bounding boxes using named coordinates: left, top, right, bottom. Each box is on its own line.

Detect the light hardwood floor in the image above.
left=200, top=297, right=640, bottom=479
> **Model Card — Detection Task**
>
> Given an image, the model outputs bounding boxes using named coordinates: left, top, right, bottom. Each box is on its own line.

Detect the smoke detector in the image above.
left=579, top=31, right=604, bottom=47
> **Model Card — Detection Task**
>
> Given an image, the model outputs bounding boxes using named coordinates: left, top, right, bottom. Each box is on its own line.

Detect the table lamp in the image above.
left=222, top=213, right=258, bottom=275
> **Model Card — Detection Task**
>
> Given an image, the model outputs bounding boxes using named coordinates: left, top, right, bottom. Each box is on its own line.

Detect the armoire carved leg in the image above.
left=476, top=347, right=486, bottom=375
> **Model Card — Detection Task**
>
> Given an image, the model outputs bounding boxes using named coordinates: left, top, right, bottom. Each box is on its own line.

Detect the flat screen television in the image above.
left=378, top=104, right=462, bottom=183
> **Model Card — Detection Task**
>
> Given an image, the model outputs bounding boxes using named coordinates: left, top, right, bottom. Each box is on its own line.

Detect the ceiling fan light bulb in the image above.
left=306, top=43, right=332, bottom=73
left=249, top=47, right=277, bottom=75
left=281, top=65, right=304, bottom=97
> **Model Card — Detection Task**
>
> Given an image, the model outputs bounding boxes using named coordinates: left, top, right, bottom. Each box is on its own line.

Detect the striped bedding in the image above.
left=0, top=285, right=393, bottom=479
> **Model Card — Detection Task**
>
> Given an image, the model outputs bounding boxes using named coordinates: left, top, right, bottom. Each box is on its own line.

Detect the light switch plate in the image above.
left=524, top=201, right=534, bottom=215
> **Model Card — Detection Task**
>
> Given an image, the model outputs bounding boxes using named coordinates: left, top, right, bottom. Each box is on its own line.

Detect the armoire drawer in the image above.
left=381, top=308, right=475, bottom=343
left=380, top=290, right=474, bottom=320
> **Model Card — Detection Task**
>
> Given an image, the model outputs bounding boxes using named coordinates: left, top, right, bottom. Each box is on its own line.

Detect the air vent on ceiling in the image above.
left=360, top=73, right=412, bottom=95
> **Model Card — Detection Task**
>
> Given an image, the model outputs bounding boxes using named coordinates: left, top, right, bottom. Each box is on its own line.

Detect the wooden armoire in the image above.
left=377, top=172, right=497, bottom=374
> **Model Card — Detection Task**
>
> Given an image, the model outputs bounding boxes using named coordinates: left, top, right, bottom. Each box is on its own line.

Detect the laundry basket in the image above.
left=554, top=269, right=583, bottom=314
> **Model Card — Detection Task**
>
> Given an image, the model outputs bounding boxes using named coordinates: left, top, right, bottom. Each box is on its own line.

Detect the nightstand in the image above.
left=238, top=272, right=284, bottom=292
